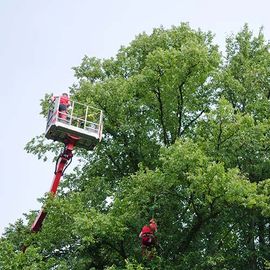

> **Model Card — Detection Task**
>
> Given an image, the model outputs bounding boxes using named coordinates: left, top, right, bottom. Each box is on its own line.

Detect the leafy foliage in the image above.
left=2, top=23, right=270, bottom=269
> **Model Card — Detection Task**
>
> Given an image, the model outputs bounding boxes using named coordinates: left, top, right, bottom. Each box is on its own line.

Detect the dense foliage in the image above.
left=1, top=23, right=270, bottom=269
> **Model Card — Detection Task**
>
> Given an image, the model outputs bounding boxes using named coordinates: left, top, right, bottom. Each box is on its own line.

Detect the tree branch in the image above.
left=154, top=86, right=169, bottom=145
left=180, top=110, right=205, bottom=136
left=177, top=82, right=184, bottom=138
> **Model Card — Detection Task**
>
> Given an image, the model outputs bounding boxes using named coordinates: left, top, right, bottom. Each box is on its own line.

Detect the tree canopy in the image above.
left=1, top=23, right=270, bottom=270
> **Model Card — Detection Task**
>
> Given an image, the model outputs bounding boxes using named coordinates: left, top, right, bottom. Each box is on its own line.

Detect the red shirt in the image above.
left=140, top=225, right=157, bottom=246
left=141, top=225, right=152, bottom=235
left=59, top=95, right=70, bottom=106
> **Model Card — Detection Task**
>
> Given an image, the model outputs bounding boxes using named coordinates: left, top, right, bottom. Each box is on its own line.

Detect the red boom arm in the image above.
left=31, top=135, right=79, bottom=232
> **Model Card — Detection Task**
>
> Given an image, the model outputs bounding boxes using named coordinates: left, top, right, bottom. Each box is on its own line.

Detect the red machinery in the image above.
left=30, top=97, right=103, bottom=232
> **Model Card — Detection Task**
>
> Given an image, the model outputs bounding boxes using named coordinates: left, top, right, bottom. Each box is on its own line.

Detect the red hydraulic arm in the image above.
left=31, top=135, right=79, bottom=232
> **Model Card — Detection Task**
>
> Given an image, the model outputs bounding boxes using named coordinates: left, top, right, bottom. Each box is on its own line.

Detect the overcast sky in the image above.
left=0, top=0, right=269, bottom=235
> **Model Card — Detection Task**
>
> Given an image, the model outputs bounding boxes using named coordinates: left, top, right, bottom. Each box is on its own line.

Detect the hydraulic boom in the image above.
left=31, top=135, right=79, bottom=232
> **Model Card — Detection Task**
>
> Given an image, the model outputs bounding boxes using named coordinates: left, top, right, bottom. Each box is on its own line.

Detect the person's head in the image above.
left=149, top=218, right=157, bottom=232
left=149, top=218, right=156, bottom=224
left=62, top=93, right=68, bottom=97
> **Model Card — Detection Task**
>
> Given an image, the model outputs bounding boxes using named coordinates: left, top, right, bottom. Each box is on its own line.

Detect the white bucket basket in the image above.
left=45, top=97, right=103, bottom=150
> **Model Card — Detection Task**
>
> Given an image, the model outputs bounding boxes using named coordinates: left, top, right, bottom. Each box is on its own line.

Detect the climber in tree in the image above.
left=139, top=219, right=158, bottom=259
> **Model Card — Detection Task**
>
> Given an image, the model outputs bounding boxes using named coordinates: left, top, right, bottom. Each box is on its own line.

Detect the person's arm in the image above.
left=67, top=97, right=71, bottom=107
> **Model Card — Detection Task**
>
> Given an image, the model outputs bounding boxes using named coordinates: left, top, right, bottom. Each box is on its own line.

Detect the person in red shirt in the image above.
left=139, top=219, right=158, bottom=258
left=52, top=93, right=70, bottom=120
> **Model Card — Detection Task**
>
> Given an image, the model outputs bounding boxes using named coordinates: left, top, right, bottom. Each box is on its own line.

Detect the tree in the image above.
left=1, top=23, right=270, bottom=269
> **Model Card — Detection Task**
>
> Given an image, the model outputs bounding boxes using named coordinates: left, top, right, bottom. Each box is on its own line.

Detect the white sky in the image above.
left=0, top=0, right=269, bottom=235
